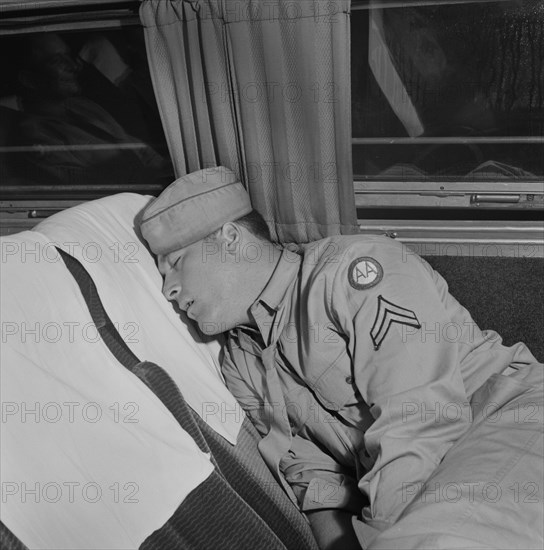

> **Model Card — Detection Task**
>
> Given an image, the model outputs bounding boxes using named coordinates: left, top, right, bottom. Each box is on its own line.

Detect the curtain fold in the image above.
left=140, top=0, right=241, bottom=175
left=140, top=0, right=358, bottom=243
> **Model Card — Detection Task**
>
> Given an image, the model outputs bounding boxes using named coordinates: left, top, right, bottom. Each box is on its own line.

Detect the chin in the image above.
left=197, top=317, right=235, bottom=336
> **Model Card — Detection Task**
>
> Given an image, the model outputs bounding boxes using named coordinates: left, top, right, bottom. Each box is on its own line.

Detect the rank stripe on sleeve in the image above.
left=370, top=295, right=421, bottom=351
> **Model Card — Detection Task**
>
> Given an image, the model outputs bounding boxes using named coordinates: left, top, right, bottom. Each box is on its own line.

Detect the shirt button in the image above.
left=346, top=376, right=354, bottom=384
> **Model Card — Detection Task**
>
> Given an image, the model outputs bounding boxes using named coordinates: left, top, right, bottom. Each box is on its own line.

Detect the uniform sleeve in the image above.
left=328, top=241, right=472, bottom=529
left=221, top=335, right=367, bottom=514
left=279, top=436, right=367, bottom=513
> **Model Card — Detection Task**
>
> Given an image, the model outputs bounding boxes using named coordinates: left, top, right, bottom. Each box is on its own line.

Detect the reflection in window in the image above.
left=351, top=1, right=544, bottom=181
left=0, top=28, right=174, bottom=192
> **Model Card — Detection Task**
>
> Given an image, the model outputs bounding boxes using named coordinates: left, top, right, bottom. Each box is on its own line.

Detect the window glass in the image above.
left=0, top=27, right=174, bottom=197
left=351, top=0, right=543, bottom=183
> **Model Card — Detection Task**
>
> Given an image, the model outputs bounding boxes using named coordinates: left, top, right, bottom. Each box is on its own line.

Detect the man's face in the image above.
left=158, top=238, right=252, bottom=335
left=27, top=34, right=81, bottom=99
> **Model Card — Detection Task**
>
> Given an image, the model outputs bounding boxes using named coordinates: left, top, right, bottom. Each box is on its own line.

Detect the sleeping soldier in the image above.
left=139, top=166, right=543, bottom=550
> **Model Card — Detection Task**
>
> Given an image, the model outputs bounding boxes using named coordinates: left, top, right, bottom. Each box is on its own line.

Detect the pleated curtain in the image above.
left=140, top=0, right=358, bottom=242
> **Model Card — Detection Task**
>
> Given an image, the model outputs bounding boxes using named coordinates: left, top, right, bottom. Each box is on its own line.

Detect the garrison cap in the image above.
left=140, top=166, right=252, bottom=255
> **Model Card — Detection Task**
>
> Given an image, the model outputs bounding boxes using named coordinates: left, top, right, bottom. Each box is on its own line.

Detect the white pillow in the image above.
left=34, top=192, right=243, bottom=443
left=1, top=230, right=213, bottom=550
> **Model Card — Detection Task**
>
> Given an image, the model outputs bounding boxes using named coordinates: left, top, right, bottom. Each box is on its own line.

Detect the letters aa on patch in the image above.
left=370, top=295, right=421, bottom=351
left=348, top=257, right=383, bottom=290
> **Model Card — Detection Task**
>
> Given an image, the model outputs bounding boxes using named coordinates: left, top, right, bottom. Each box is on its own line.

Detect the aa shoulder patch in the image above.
left=348, top=257, right=383, bottom=290
left=370, top=295, right=421, bottom=351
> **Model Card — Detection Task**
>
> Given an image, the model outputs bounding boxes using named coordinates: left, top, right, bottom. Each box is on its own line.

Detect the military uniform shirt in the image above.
left=222, top=235, right=537, bottom=533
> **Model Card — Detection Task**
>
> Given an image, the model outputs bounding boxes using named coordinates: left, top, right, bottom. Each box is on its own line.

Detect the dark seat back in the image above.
left=425, top=256, right=543, bottom=362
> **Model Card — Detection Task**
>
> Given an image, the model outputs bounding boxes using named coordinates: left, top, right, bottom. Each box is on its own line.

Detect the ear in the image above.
left=219, top=222, right=242, bottom=252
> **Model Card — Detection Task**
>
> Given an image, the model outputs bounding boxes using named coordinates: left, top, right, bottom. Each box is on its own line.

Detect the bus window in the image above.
left=0, top=22, right=174, bottom=200
left=351, top=0, right=544, bottom=215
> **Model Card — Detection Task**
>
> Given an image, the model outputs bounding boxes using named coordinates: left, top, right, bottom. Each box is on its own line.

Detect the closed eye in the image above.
left=171, top=255, right=182, bottom=269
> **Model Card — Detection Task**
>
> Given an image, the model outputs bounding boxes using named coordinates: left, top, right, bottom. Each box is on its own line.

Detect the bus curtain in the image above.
left=139, top=0, right=359, bottom=243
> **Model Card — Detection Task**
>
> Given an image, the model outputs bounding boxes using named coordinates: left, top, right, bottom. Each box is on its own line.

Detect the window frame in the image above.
left=351, top=0, right=544, bottom=221
left=0, top=0, right=542, bottom=255
left=0, top=0, right=170, bottom=230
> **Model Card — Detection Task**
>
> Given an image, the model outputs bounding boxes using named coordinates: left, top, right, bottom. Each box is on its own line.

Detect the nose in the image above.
left=162, top=275, right=181, bottom=303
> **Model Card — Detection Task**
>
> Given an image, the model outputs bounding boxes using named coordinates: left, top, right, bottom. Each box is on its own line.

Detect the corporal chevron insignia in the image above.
left=370, top=295, right=421, bottom=351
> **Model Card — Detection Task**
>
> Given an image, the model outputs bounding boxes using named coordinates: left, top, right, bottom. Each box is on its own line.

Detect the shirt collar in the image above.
left=258, top=248, right=301, bottom=311
left=247, top=247, right=302, bottom=346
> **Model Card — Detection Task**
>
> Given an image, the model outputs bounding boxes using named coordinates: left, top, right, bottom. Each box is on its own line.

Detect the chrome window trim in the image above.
left=358, top=219, right=544, bottom=257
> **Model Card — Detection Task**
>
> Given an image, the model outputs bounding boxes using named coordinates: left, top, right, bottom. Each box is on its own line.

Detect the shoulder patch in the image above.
left=370, top=295, right=421, bottom=351
left=348, top=257, right=383, bottom=290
